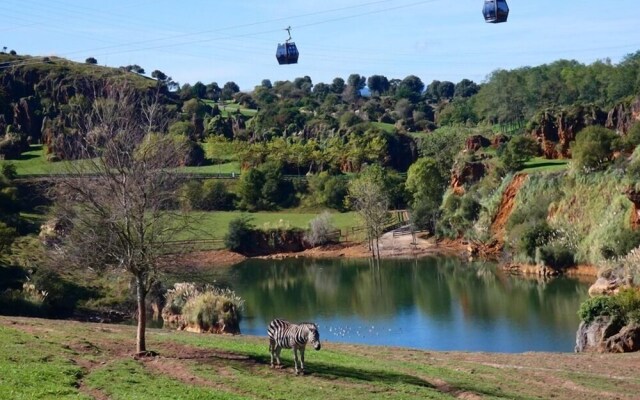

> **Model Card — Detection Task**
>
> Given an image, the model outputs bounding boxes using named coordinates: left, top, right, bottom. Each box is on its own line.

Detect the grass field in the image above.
left=202, top=100, right=258, bottom=117
left=1, top=316, right=639, bottom=400
left=6, top=145, right=83, bottom=175
left=180, top=162, right=242, bottom=175
left=521, top=157, right=570, bottom=173
left=179, top=211, right=361, bottom=242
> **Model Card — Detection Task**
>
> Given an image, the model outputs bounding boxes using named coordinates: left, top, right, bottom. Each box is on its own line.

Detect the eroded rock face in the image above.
left=606, top=97, right=640, bottom=134
left=604, top=324, right=640, bottom=353
left=575, top=316, right=624, bottom=352
left=464, top=135, right=491, bottom=152
left=450, top=161, right=486, bottom=195
left=491, top=134, right=509, bottom=149
left=624, top=187, right=640, bottom=229
left=576, top=316, right=640, bottom=353
left=530, top=106, right=607, bottom=158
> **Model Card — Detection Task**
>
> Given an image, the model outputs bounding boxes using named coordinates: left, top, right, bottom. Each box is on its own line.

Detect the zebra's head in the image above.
left=308, top=324, right=321, bottom=350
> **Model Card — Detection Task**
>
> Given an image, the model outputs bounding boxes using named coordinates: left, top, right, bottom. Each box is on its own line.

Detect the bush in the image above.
left=30, top=269, right=94, bottom=317
left=305, top=212, right=337, bottom=247
left=163, top=282, right=244, bottom=333
left=224, top=215, right=254, bottom=252
left=201, top=180, right=235, bottom=211
left=500, top=135, right=539, bottom=171
left=600, top=228, right=640, bottom=260
left=571, top=126, right=618, bottom=172
left=578, top=288, right=640, bottom=324
left=516, top=222, right=554, bottom=261
left=626, top=122, right=640, bottom=148
left=535, top=243, right=575, bottom=270
left=578, top=295, right=622, bottom=323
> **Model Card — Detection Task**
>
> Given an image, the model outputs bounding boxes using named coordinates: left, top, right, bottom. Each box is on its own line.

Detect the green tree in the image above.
left=367, top=75, right=390, bottom=96
left=500, top=135, right=539, bottom=171
left=85, top=57, right=97, bottom=64
left=571, top=126, right=619, bottom=172
left=405, top=157, right=447, bottom=230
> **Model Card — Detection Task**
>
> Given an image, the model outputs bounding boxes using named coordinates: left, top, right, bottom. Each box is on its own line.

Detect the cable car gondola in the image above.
left=276, top=26, right=299, bottom=65
left=482, top=0, right=509, bottom=23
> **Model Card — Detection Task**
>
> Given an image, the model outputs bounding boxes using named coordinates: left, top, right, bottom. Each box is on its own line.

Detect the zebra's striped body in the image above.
left=268, top=318, right=321, bottom=374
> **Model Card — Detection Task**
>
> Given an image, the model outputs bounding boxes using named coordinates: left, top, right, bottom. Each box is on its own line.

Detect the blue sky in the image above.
left=4, top=0, right=640, bottom=91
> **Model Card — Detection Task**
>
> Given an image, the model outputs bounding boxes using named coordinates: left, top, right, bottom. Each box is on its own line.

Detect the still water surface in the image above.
left=176, top=257, right=590, bottom=353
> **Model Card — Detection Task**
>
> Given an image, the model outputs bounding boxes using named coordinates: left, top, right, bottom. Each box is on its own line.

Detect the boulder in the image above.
left=588, top=276, right=625, bottom=297
left=575, top=315, right=624, bottom=352
left=604, top=324, right=640, bottom=353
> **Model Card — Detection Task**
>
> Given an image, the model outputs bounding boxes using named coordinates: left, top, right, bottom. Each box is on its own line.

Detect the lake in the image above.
left=174, top=256, right=590, bottom=353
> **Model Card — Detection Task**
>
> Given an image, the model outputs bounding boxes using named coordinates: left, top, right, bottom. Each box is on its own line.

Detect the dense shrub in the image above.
left=626, top=122, right=640, bottom=148
left=600, top=228, right=640, bottom=260
left=236, top=162, right=295, bottom=211
left=31, top=269, right=94, bottom=317
left=163, top=282, right=244, bottom=333
left=578, top=295, right=622, bottom=324
left=500, top=135, right=539, bottom=171
left=515, top=222, right=555, bottom=261
left=305, top=212, right=337, bottom=247
left=571, top=126, right=619, bottom=172
left=224, top=215, right=254, bottom=252
left=578, top=289, right=640, bottom=324
left=535, top=243, right=576, bottom=269
left=182, top=180, right=235, bottom=211
left=436, top=191, right=481, bottom=238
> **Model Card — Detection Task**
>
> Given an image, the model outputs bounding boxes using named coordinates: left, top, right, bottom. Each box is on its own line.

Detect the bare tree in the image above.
left=348, top=177, right=389, bottom=259
left=53, top=83, right=190, bottom=355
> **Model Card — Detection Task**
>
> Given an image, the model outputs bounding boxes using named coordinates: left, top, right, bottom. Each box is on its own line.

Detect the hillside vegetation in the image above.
left=1, top=49, right=640, bottom=347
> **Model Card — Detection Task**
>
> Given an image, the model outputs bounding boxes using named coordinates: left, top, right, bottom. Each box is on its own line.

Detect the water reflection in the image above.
left=182, top=257, right=589, bottom=353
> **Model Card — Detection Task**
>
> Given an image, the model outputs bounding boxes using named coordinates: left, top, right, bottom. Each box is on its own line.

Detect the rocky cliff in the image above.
left=529, top=98, right=640, bottom=159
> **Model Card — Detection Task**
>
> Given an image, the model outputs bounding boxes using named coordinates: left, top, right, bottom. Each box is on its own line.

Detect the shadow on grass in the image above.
left=522, top=161, right=568, bottom=170
left=244, top=353, right=433, bottom=389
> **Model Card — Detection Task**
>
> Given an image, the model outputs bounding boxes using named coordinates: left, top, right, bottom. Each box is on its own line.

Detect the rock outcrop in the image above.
left=464, top=135, right=491, bottom=152
left=530, top=105, right=607, bottom=159
left=450, top=161, right=486, bottom=195
left=624, top=187, right=640, bottom=229
left=576, top=316, right=640, bottom=353
left=606, top=97, right=640, bottom=134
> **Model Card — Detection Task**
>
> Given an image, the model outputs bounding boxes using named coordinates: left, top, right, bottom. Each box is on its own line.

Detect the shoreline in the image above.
left=179, top=236, right=599, bottom=280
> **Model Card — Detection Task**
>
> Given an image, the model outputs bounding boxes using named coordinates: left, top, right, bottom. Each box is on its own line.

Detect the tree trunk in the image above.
left=136, top=275, right=147, bottom=354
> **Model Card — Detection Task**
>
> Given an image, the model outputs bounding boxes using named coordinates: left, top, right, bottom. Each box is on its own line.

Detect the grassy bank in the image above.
left=175, top=211, right=360, bottom=243
left=1, top=316, right=639, bottom=399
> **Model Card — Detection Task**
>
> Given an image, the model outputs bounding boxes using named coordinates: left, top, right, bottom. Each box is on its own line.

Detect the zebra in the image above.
left=267, top=318, right=321, bottom=375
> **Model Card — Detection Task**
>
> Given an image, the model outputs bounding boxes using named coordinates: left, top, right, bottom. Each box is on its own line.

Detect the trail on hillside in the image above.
left=490, top=173, right=528, bottom=244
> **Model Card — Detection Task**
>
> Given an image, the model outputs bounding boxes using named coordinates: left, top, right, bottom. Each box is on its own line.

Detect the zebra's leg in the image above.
left=293, top=347, right=300, bottom=375
left=275, top=346, right=282, bottom=368
left=299, top=347, right=305, bottom=374
left=269, top=339, right=275, bottom=368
